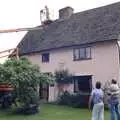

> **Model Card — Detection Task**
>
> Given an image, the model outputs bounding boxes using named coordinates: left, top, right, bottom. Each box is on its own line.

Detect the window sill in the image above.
left=73, top=58, right=92, bottom=61
left=42, top=61, right=49, bottom=63
left=74, top=91, right=91, bottom=95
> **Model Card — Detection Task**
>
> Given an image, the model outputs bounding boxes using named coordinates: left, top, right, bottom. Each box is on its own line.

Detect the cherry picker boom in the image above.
left=0, top=26, right=43, bottom=33
left=0, top=26, right=43, bottom=59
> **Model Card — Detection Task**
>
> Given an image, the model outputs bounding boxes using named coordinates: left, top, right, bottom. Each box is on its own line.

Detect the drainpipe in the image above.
left=116, top=39, right=120, bottom=85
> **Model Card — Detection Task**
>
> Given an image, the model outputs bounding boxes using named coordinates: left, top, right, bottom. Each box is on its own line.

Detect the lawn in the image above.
left=0, top=104, right=110, bottom=120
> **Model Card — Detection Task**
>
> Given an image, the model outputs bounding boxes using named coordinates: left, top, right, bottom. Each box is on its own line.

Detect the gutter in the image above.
left=19, top=39, right=117, bottom=56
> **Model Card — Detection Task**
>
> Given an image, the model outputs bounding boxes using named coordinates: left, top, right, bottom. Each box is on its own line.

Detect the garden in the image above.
left=0, top=57, right=111, bottom=120
left=0, top=104, right=110, bottom=120
left=0, top=57, right=54, bottom=114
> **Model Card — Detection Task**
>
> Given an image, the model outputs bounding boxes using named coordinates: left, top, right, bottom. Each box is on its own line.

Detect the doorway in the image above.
left=39, top=83, right=49, bottom=101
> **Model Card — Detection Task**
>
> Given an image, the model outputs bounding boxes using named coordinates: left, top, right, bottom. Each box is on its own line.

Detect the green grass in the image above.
left=0, top=104, right=110, bottom=120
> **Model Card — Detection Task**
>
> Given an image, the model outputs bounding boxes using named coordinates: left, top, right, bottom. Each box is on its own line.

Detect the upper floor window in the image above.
left=42, top=53, right=49, bottom=63
left=73, top=47, right=91, bottom=61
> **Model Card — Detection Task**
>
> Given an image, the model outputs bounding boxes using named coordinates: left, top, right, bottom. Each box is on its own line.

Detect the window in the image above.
left=80, top=48, right=86, bottom=59
left=86, top=47, right=91, bottom=58
left=74, top=49, right=79, bottom=60
left=74, top=76, right=92, bottom=93
left=73, top=47, right=91, bottom=60
left=42, top=53, right=49, bottom=62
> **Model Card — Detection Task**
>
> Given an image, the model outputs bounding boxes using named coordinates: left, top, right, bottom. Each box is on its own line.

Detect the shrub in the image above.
left=0, top=92, right=13, bottom=109
left=15, top=104, right=39, bottom=115
left=57, top=91, right=90, bottom=108
left=57, top=91, right=72, bottom=105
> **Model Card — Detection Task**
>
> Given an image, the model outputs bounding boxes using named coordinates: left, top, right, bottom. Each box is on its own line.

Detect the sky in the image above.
left=0, top=0, right=120, bottom=62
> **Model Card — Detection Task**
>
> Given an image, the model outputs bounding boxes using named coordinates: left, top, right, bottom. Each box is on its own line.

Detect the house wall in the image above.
left=25, top=41, right=120, bottom=101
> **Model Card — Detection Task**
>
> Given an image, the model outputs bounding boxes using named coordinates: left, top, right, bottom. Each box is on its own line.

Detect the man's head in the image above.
left=96, top=81, right=101, bottom=89
left=111, top=79, right=117, bottom=84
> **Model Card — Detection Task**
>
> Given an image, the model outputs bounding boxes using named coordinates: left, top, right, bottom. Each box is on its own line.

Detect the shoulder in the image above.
left=110, top=84, right=119, bottom=91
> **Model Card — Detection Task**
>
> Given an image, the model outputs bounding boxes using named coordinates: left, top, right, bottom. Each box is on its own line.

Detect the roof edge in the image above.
left=19, top=39, right=117, bottom=56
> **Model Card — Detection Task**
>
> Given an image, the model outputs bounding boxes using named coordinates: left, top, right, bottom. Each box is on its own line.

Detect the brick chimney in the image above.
left=59, top=7, right=74, bottom=19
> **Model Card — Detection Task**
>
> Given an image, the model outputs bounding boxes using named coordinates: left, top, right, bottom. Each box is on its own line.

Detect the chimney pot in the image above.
left=59, top=6, right=74, bottom=19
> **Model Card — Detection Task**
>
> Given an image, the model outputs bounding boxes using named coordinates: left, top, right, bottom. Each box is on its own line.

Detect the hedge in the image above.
left=57, top=91, right=90, bottom=108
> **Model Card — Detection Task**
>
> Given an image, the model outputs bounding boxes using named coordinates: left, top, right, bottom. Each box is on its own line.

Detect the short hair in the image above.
left=95, top=81, right=101, bottom=89
left=112, top=79, right=117, bottom=84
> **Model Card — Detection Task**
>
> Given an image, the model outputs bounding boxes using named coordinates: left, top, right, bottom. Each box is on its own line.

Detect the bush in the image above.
left=0, top=92, right=13, bottom=109
left=57, top=91, right=72, bottom=105
left=15, top=104, right=39, bottom=115
left=57, top=91, right=90, bottom=108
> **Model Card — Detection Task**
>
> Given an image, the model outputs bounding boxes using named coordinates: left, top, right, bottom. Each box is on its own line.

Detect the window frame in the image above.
left=73, top=76, right=92, bottom=93
left=42, top=53, right=50, bottom=63
left=73, top=46, right=92, bottom=61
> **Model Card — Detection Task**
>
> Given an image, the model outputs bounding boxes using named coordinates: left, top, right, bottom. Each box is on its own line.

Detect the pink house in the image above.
left=17, top=2, right=120, bottom=102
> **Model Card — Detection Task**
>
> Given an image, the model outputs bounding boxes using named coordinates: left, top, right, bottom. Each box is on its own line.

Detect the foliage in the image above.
left=15, top=104, right=39, bottom=115
left=0, top=57, right=54, bottom=110
left=54, top=69, right=73, bottom=84
left=57, top=91, right=90, bottom=108
left=0, top=92, right=13, bottom=109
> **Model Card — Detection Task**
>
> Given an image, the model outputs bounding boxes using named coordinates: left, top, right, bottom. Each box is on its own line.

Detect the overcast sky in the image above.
left=0, top=0, right=120, bottom=62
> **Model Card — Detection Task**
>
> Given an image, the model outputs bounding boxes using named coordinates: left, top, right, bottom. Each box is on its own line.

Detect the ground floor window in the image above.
left=74, top=76, right=92, bottom=93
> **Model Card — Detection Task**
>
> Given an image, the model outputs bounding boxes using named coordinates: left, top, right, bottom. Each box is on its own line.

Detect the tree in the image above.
left=0, top=57, right=54, bottom=109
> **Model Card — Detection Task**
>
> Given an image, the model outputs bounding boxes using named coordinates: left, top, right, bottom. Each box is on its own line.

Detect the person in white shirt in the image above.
left=89, top=81, right=104, bottom=120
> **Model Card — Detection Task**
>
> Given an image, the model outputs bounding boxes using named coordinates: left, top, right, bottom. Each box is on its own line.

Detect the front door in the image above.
left=39, top=84, right=49, bottom=101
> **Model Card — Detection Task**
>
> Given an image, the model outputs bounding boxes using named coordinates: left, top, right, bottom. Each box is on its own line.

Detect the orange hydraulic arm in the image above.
left=0, top=26, right=43, bottom=59
left=0, top=26, right=43, bottom=33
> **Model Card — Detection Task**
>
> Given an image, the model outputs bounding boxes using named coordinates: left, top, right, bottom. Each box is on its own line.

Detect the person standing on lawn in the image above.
left=108, top=79, right=120, bottom=120
left=89, top=81, right=104, bottom=120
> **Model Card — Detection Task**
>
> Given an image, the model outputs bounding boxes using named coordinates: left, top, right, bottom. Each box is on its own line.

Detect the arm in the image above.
left=111, top=90, right=120, bottom=95
left=107, top=85, right=112, bottom=96
left=88, top=95, right=93, bottom=109
left=88, top=90, right=94, bottom=109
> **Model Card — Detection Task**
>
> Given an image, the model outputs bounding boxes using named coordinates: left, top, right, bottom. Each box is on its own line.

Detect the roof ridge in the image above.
left=73, top=1, right=120, bottom=16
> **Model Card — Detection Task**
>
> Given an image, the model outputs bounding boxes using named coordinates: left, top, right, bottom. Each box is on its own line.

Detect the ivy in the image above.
left=55, top=69, right=73, bottom=84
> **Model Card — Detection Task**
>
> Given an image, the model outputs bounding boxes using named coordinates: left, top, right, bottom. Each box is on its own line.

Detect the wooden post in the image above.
left=16, top=48, right=19, bottom=60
